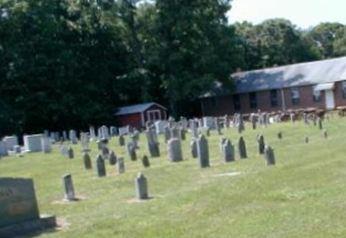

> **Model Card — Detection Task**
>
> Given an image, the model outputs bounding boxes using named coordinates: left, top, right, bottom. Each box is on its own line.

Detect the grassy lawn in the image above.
left=1, top=116, right=346, bottom=237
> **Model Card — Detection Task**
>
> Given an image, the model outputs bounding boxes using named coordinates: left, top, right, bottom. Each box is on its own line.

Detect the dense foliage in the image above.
left=0, top=0, right=345, bottom=135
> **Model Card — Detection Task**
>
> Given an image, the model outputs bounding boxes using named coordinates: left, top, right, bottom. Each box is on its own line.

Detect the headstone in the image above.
left=277, top=132, right=283, bottom=140
left=110, top=126, right=117, bottom=136
left=69, top=130, right=78, bottom=144
left=318, top=117, right=323, bottom=130
left=3, top=136, right=18, bottom=152
left=80, top=133, right=90, bottom=152
left=23, top=134, right=43, bottom=152
left=164, top=126, right=171, bottom=143
left=0, top=178, right=40, bottom=227
left=167, top=138, right=183, bottom=162
left=109, top=151, right=117, bottom=165
left=89, top=126, right=96, bottom=140
left=190, top=139, right=198, bottom=159
left=222, top=139, right=235, bottom=162
left=146, top=130, right=160, bottom=158
left=323, top=130, right=328, bottom=139
left=62, top=174, right=75, bottom=201
left=62, top=131, right=67, bottom=141
left=68, top=147, right=74, bottom=159
left=135, top=173, right=149, bottom=200
left=258, top=134, right=265, bottom=154
left=126, top=142, right=137, bottom=161
left=119, top=135, right=125, bottom=146
left=96, top=155, right=106, bottom=177
left=305, top=136, right=309, bottom=144
left=41, top=137, right=52, bottom=153
left=83, top=152, right=92, bottom=170
left=197, top=135, right=210, bottom=168
left=117, top=157, right=125, bottom=174
left=0, top=141, right=8, bottom=156
left=142, top=155, right=150, bottom=168
left=13, top=145, right=21, bottom=154
left=264, top=145, right=276, bottom=166
left=238, top=136, right=247, bottom=159
left=155, top=121, right=168, bottom=134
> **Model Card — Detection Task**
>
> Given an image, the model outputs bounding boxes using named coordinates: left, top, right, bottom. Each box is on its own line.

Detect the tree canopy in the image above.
left=0, top=0, right=345, bottom=135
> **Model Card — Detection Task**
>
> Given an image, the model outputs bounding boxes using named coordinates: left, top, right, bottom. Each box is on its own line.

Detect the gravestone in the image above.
left=197, top=135, right=210, bottom=168
left=62, top=174, right=76, bottom=201
left=258, top=134, right=265, bottom=154
left=83, top=152, right=92, bottom=170
left=277, top=132, right=283, bottom=140
left=0, top=178, right=40, bottom=227
left=13, top=145, right=21, bottom=154
left=69, top=130, right=78, bottom=144
left=109, top=151, right=117, bottom=165
left=110, top=126, right=117, bottom=137
left=80, top=133, right=90, bottom=152
left=142, top=155, right=150, bottom=168
left=164, top=126, right=171, bottom=142
left=101, top=146, right=110, bottom=159
left=238, top=136, right=247, bottom=159
left=146, top=130, right=160, bottom=158
left=135, top=173, right=149, bottom=200
left=0, top=141, right=8, bottom=156
left=264, top=145, right=276, bottom=166
left=219, top=138, right=227, bottom=153
left=68, top=147, right=74, bottom=159
left=181, top=129, right=186, bottom=140
left=222, top=139, right=235, bottom=163
left=41, top=137, right=52, bottom=153
left=323, top=130, right=328, bottom=139
left=127, top=142, right=137, bottom=161
left=3, top=136, right=18, bottom=152
left=190, top=140, right=198, bottom=159
left=318, top=117, right=323, bottom=130
left=117, top=157, right=125, bottom=174
left=305, top=136, right=309, bottom=144
left=89, top=126, right=96, bottom=141
left=119, top=135, right=125, bottom=146
left=96, top=155, right=106, bottom=177
left=62, top=131, right=67, bottom=141
left=24, top=134, right=43, bottom=152
left=155, top=121, right=168, bottom=134
left=167, top=138, right=183, bottom=162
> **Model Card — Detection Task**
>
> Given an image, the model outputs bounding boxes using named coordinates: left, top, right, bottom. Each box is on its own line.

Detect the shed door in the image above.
left=325, top=90, right=335, bottom=110
left=147, top=110, right=161, bottom=121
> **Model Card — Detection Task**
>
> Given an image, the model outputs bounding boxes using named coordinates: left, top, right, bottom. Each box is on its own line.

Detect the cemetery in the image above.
left=1, top=112, right=346, bottom=237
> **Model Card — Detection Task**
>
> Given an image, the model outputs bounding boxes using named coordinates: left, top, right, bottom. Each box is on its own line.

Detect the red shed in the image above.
left=114, top=102, right=168, bottom=128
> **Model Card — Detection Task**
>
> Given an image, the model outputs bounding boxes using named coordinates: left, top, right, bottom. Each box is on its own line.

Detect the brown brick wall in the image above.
left=201, top=81, right=346, bottom=116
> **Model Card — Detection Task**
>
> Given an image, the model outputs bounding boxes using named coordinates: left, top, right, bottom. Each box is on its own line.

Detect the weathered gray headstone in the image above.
left=142, top=155, right=150, bottom=168
left=24, top=134, right=43, bottom=152
left=69, top=130, right=78, bottom=144
left=238, top=136, right=247, bottom=159
left=258, top=134, right=265, bottom=154
left=0, top=141, right=8, bottom=156
left=3, top=136, right=18, bottom=152
left=135, top=173, right=149, bottom=200
left=222, top=139, right=235, bottom=163
left=109, top=151, right=117, bottom=165
left=318, top=117, right=323, bottom=130
left=146, top=130, right=160, bottom=158
left=167, top=138, right=183, bottom=162
left=127, top=142, right=137, bottom=161
left=41, top=137, right=52, bottom=153
left=0, top=178, right=40, bottom=227
left=96, top=155, right=106, bottom=177
left=62, top=174, right=76, bottom=201
left=83, top=152, right=92, bottom=170
left=197, top=135, right=210, bottom=168
left=68, top=147, right=74, bottom=159
left=190, top=139, right=198, bottom=159
left=117, top=157, right=125, bottom=174
left=264, top=145, right=276, bottom=166
left=119, top=135, right=125, bottom=146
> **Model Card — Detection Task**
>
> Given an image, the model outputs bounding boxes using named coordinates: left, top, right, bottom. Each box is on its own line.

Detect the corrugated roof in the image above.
left=232, top=56, right=346, bottom=94
left=114, top=102, right=166, bottom=116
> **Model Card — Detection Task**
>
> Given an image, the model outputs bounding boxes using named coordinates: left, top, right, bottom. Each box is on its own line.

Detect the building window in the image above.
left=270, top=90, right=278, bottom=107
left=313, top=86, right=321, bottom=102
left=233, top=94, right=241, bottom=111
left=291, top=88, right=300, bottom=105
left=249, top=92, right=257, bottom=109
left=342, top=81, right=346, bottom=99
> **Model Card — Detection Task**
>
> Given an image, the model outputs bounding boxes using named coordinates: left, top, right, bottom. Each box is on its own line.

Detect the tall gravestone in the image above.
left=41, top=137, right=52, bottom=153
left=109, top=151, right=117, bottom=165
left=62, top=174, right=76, bottom=201
left=0, top=141, right=8, bottom=157
left=190, top=140, right=198, bottom=159
left=142, top=156, right=150, bottom=168
left=197, top=135, right=210, bottom=168
left=238, top=136, right=247, bottom=159
left=264, top=145, right=276, bottom=166
left=96, top=155, right=106, bottom=177
left=146, top=130, right=160, bottom=158
left=68, top=147, right=74, bottom=159
left=167, top=138, right=183, bottom=162
left=135, top=173, right=149, bottom=200
left=83, top=152, right=92, bottom=170
left=117, top=157, right=125, bottom=174
left=258, top=134, right=265, bottom=154
left=222, top=139, right=234, bottom=163
left=119, top=135, right=125, bottom=146
left=69, top=130, right=78, bottom=144
left=127, top=142, right=137, bottom=161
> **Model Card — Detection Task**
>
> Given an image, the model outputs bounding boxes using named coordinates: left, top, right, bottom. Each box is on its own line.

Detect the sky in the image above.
left=228, top=0, right=346, bottom=29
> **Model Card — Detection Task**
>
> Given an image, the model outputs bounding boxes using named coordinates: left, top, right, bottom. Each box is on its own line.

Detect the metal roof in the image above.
left=114, top=102, right=167, bottom=116
left=232, top=56, right=346, bottom=94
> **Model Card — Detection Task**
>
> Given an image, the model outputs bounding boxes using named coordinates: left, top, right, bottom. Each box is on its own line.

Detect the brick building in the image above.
left=200, top=57, right=346, bottom=116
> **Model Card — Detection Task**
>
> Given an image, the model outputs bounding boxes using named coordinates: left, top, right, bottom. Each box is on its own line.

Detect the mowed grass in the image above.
left=1, top=115, right=346, bottom=238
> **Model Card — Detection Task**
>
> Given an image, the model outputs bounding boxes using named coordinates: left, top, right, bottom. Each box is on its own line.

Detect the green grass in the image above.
left=1, top=116, right=346, bottom=237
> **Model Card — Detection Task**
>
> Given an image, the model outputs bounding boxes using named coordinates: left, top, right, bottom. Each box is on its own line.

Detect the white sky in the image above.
left=228, top=0, right=346, bottom=29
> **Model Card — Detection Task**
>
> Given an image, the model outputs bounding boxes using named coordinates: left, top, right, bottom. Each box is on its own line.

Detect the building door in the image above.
left=325, top=90, right=335, bottom=110
left=147, top=110, right=161, bottom=121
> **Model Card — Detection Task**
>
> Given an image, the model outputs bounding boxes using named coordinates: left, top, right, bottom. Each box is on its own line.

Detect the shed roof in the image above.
left=202, top=56, right=346, bottom=97
left=114, top=102, right=167, bottom=116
